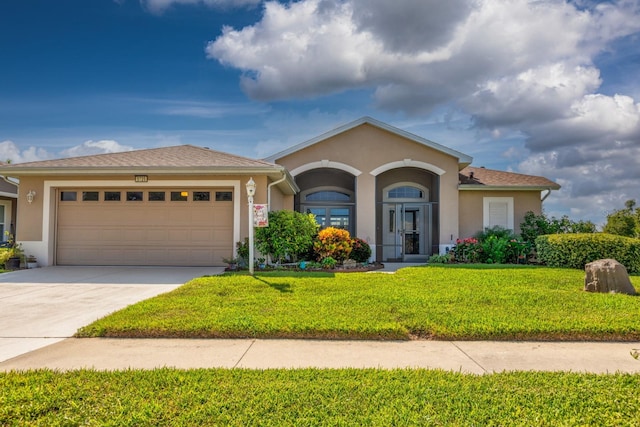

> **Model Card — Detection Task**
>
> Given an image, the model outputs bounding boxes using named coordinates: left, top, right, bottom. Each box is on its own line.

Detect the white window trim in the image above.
left=483, top=197, right=514, bottom=231
left=0, top=200, right=11, bottom=240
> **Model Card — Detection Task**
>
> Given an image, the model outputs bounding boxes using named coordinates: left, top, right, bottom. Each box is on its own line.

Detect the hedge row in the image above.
left=535, top=233, right=640, bottom=273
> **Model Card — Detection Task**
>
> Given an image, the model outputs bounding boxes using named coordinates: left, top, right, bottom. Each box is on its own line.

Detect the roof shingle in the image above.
left=2, top=145, right=277, bottom=169
left=459, top=166, right=560, bottom=189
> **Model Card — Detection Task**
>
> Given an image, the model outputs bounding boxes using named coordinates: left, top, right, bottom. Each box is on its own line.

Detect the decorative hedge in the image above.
left=535, top=233, right=640, bottom=273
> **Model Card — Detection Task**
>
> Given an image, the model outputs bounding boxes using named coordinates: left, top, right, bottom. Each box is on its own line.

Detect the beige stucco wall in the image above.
left=15, top=176, right=44, bottom=241
left=458, top=190, right=543, bottom=238
left=273, top=123, right=462, bottom=252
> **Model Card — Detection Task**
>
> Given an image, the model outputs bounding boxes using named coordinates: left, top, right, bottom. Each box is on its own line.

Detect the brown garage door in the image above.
left=56, top=188, right=234, bottom=266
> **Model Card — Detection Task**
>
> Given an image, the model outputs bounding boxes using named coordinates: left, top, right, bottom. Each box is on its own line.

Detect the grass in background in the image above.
left=2, top=369, right=640, bottom=426
left=76, top=265, right=640, bottom=341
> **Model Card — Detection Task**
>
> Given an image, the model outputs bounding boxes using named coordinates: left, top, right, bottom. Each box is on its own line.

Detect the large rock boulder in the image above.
left=584, top=259, right=637, bottom=295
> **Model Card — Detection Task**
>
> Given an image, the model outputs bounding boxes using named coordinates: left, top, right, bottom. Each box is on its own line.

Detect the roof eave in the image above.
left=0, top=166, right=287, bottom=177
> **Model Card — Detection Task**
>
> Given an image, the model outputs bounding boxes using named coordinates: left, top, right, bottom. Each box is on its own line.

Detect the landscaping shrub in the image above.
left=454, top=227, right=530, bottom=264
left=0, top=247, right=12, bottom=265
left=535, top=233, right=640, bottom=273
left=350, top=237, right=371, bottom=263
left=452, top=237, right=481, bottom=263
left=428, top=254, right=451, bottom=264
left=313, top=227, right=353, bottom=262
left=235, top=238, right=250, bottom=267
left=480, top=235, right=509, bottom=264
left=255, top=210, right=319, bottom=263
left=321, top=256, right=337, bottom=269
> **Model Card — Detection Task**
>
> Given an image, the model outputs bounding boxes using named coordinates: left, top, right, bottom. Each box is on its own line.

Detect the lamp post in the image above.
left=246, top=177, right=256, bottom=275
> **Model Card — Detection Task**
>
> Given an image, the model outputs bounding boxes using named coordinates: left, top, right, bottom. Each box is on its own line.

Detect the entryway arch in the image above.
left=375, top=168, right=439, bottom=262
left=294, top=168, right=356, bottom=235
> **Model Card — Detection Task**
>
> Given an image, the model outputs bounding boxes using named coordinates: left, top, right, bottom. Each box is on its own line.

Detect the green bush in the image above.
left=428, top=254, right=451, bottom=264
left=350, top=237, right=372, bottom=263
left=535, top=233, right=640, bottom=273
left=0, top=247, right=13, bottom=265
left=255, top=210, right=319, bottom=263
left=321, top=256, right=337, bottom=269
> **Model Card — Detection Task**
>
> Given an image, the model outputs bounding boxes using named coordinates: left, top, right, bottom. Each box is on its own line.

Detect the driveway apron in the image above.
left=0, top=266, right=223, bottom=362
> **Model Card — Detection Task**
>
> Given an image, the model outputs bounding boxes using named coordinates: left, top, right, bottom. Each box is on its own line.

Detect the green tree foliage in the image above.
left=255, top=210, right=319, bottom=264
left=520, top=211, right=597, bottom=243
left=603, top=199, right=640, bottom=238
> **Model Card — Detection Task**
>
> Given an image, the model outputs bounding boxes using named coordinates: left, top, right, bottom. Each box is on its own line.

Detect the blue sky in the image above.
left=1, top=0, right=640, bottom=228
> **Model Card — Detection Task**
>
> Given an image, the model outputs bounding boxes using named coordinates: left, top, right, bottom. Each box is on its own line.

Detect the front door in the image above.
left=382, top=203, right=430, bottom=262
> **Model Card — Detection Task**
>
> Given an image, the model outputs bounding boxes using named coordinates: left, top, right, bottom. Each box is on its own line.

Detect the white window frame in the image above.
left=0, top=200, right=11, bottom=241
left=483, top=197, right=514, bottom=231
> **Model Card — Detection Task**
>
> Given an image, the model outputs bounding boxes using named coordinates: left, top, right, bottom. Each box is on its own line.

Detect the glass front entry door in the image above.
left=382, top=203, right=430, bottom=262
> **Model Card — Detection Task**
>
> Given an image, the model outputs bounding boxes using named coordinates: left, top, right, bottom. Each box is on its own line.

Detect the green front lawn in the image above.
left=2, top=369, right=640, bottom=426
left=76, top=265, right=640, bottom=340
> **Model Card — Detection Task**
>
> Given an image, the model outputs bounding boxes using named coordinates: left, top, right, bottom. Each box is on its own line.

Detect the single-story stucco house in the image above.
left=0, top=117, right=559, bottom=266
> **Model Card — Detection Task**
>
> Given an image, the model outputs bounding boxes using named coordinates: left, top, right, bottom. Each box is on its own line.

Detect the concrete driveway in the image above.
left=0, top=266, right=224, bottom=362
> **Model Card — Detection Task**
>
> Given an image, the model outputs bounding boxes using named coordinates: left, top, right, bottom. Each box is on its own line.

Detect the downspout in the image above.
left=267, top=171, right=288, bottom=210
left=541, top=188, right=552, bottom=203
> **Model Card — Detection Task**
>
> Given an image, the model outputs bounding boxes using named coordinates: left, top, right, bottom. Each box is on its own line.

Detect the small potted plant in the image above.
left=5, top=244, right=23, bottom=270
left=26, top=255, right=38, bottom=269
left=257, top=257, right=266, bottom=269
left=223, top=256, right=238, bottom=271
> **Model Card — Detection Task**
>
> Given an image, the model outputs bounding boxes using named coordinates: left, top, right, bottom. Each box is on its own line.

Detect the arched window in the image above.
left=300, top=187, right=355, bottom=234
left=388, top=186, right=424, bottom=199
left=305, top=191, right=351, bottom=202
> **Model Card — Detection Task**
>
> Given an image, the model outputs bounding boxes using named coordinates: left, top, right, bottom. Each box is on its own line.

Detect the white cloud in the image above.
left=208, top=0, right=640, bottom=225
left=151, top=99, right=270, bottom=118
left=207, top=0, right=640, bottom=108
left=0, top=140, right=52, bottom=164
left=141, top=0, right=260, bottom=14
left=60, top=140, right=134, bottom=158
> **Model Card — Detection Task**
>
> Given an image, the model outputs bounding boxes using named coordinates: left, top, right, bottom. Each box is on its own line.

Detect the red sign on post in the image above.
left=254, top=204, right=268, bottom=227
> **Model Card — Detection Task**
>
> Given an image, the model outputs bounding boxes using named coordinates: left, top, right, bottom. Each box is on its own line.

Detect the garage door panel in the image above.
left=56, top=188, right=234, bottom=266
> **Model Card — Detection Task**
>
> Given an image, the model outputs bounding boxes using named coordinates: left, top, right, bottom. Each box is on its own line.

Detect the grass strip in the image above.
left=76, top=266, right=640, bottom=341
left=2, top=369, right=640, bottom=426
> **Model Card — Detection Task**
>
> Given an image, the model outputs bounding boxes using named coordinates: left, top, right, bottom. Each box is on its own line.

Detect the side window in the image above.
left=60, top=191, right=77, bottom=201
left=483, top=197, right=514, bottom=231
left=105, top=191, right=121, bottom=201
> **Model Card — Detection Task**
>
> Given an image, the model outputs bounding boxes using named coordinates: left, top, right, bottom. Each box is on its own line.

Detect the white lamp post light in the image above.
left=246, top=177, right=256, bottom=275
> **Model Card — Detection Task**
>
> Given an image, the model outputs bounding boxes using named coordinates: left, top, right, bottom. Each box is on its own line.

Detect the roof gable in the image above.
left=264, top=117, right=473, bottom=167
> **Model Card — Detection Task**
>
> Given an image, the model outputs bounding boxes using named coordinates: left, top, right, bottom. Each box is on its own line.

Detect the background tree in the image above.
left=603, top=199, right=640, bottom=238
left=520, top=211, right=597, bottom=243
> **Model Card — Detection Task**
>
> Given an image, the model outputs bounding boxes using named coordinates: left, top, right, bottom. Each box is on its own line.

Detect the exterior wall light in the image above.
left=26, top=190, right=36, bottom=204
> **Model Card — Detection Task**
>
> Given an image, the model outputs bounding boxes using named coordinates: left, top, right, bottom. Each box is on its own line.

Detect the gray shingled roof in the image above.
left=459, top=166, right=560, bottom=189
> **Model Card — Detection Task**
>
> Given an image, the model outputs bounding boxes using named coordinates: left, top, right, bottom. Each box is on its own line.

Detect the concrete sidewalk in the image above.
left=2, top=338, right=639, bottom=373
